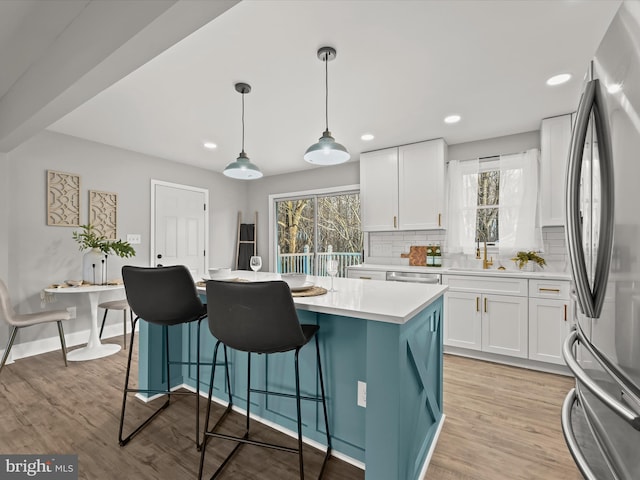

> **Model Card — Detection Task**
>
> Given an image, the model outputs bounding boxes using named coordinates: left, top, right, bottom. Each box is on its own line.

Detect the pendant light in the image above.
left=304, top=46, right=350, bottom=165
left=223, top=82, right=263, bottom=180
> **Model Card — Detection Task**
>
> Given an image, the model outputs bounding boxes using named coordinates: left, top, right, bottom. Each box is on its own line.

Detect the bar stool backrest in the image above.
left=122, top=265, right=205, bottom=326
left=206, top=280, right=306, bottom=354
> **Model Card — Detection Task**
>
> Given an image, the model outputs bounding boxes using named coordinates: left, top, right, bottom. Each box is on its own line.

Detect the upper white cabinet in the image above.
left=398, top=140, right=446, bottom=230
left=540, top=114, right=573, bottom=226
left=360, top=139, right=447, bottom=231
left=360, top=147, right=399, bottom=231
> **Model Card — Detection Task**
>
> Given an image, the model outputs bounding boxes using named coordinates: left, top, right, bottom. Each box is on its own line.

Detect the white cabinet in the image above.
left=398, top=140, right=446, bottom=230
left=346, top=268, right=387, bottom=281
left=528, top=279, right=571, bottom=365
left=360, top=147, right=398, bottom=231
left=360, top=139, right=447, bottom=231
left=482, top=294, right=528, bottom=358
left=443, top=275, right=528, bottom=359
left=444, top=291, right=481, bottom=350
left=540, top=114, right=573, bottom=226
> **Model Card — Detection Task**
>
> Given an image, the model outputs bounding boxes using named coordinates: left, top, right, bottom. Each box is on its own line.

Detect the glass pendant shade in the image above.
left=223, top=151, right=263, bottom=179
left=304, top=130, right=350, bottom=165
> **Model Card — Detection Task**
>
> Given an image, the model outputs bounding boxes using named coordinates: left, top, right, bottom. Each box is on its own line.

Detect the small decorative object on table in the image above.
left=72, top=224, right=135, bottom=284
left=511, top=251, right=546, bottom=271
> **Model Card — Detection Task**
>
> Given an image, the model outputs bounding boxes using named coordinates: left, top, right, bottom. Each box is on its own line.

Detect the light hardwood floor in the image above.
left=0, top=338, right=580, bottom=479
left=429, top=354, right=582, bottom=480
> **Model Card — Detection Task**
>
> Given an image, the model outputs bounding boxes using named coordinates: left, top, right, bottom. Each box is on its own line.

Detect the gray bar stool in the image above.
left=120, top=265, right=231, bottom=450
left=98, top=299, right=133, bottom=349
left=199, top=280, right=331, bottom=479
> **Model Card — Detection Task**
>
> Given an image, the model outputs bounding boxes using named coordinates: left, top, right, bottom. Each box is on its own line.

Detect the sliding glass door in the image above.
left=275, top=190, right=362, bottom=277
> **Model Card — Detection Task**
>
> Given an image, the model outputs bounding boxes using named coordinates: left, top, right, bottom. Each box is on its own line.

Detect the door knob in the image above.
left=157, top=254, right=163, bottom=259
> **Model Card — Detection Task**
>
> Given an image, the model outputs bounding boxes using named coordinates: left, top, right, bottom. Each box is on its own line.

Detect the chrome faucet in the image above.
left=476, top=231, right=494, bottom=270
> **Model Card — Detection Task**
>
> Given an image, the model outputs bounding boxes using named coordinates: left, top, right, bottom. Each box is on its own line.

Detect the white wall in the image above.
left=0, top=152, right=8, bottom=282
left=246, top=161, right=360, bottom=271
left=0, top=152, right=9, bottom=351
left=5, top=130, right=246, bottom=348
left=448, top=130, right=539, bottom=161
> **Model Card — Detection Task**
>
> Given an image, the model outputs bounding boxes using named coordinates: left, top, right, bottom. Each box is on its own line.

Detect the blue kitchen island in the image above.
left=136, top=272, right=447, bottom=480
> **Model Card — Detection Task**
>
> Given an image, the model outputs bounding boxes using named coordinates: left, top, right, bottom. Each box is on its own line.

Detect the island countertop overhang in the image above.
left=198, top=271, right=447, bottom=324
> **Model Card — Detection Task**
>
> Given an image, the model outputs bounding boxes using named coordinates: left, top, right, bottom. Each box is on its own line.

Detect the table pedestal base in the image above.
left=67, top=343, right=121, bottom=361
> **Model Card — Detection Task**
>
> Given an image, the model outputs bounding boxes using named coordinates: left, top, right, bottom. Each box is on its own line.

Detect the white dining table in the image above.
left=44, top=284, right=124, bottom=361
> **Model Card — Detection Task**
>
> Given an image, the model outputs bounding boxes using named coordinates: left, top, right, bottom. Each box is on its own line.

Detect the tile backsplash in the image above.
left=366, top=225, right=568, bottom=272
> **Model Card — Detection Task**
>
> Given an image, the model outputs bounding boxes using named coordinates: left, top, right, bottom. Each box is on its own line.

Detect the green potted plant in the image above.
left=511, top=251, right=546, bottom=270
left=72, top=224, right=135, bottom=284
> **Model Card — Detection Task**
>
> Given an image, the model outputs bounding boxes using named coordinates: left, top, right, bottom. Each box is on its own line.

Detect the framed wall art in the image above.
left=47, top=170, right=80, bottom=226
left=89, top=190, right=118, bottom=239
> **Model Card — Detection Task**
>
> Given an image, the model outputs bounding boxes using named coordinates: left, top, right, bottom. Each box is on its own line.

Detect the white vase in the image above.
left=83, top=248, right=107, bottom=284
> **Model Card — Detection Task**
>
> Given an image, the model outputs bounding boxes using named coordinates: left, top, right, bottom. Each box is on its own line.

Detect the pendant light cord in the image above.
left=324, top=52, right=329, bottom=132
left=241, top=91, right=245, bottom=153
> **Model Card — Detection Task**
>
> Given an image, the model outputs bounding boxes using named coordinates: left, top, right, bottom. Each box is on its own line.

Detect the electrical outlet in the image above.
left=126, top=234, right=142, bottom=245
left=357, top=381, right=367, bottom=408
left=67, top=306, right=76, bottom=319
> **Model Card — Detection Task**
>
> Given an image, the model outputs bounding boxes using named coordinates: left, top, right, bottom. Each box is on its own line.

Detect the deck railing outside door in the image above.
left=277, top=250, right=362, bottom=277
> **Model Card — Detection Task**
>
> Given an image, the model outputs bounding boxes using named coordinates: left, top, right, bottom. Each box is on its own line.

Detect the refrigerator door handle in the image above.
left=566, top=79, right=596, bottom=318
left=565, top=78, right=615, bottom=319
left=563, top=329, right=640, bottom=429
left=591, top=81, right=615, bottom=318
left=561, top=388, right=600, bottom=480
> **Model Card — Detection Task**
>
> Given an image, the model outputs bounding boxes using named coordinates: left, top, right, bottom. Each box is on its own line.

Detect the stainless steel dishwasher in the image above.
left=385, top=271, right=441, bottom=284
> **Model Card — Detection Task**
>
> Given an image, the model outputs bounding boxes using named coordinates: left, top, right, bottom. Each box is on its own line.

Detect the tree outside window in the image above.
left=275, top=192, right=362, bottom=276
left=476, top=170, right=500, bottom=243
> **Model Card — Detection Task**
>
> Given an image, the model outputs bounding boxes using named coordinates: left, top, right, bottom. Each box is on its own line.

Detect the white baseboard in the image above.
left=419, top=414, right=446, bottom=479
left=444, top=346, right=572, bottom=376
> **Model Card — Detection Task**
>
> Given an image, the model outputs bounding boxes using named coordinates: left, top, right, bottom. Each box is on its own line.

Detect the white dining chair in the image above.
left=98, top=299, right=133, bottom=349
left=0, top=280, right=71, bottom=375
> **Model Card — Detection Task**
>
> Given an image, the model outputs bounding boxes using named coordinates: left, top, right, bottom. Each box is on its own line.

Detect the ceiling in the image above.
left=5, top=1, right=623, bottom=177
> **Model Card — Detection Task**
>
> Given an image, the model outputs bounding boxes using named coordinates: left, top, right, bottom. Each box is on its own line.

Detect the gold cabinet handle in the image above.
left=564, top=304, right=567, bottom=321
left=393, top=216, right=397, bottom=228
left=484, top=297, right=487, bottom=313
left=476, top=297, right=479, bottom=312
left=438, top=213, right=442, bottom=227
left=539, top=288, right=561, bottom=293
left=360, top=276, right=372, bottom=280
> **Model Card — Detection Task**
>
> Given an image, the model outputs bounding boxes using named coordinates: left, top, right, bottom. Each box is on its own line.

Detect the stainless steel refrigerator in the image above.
left=561, top=2, right=640, bottom=479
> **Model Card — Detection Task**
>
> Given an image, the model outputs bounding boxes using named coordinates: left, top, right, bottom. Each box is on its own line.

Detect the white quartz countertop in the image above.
left=349, top=263, right=571, bottom=281
left=198, top=271, right=447, bottom=325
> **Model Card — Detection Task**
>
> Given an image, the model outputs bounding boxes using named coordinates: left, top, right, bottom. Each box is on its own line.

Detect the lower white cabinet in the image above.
left=528, top=298, right=571, bottom=364
left=444, top=291, right=481, bottom=351
left=443, top=275, right=529, bottom=359
left=528, top=279, right=572, bottom=365
left=483, top=294, right=528, bottom=358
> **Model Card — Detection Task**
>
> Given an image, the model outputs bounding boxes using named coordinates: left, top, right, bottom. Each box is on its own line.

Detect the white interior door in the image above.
left=152, top=181, right=208, bottom=277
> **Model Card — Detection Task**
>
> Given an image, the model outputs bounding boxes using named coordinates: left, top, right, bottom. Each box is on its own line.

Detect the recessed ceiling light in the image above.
left=546, top=73, right=571, bottom=86
left=444, top=115, right=461, bottom=124
left=361, top=133, right=375, bottom=141
left=203, top=142, right=217, bottom=149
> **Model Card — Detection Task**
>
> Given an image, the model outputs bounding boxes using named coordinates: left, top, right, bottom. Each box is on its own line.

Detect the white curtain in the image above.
left=498, top=148, right=543, bottom=254
left=446, top=159, right=479, bottom=254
